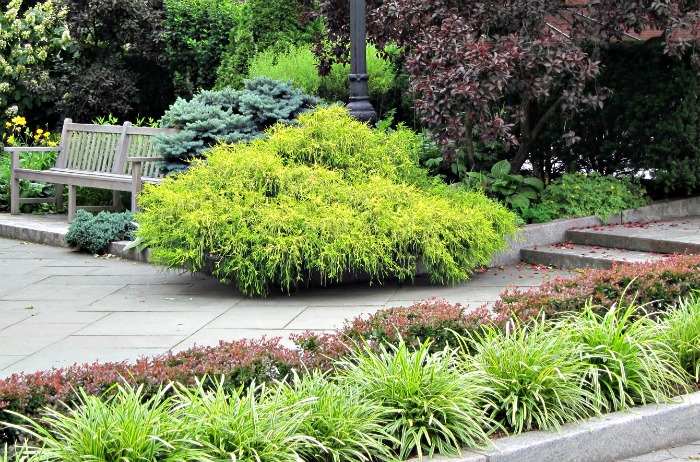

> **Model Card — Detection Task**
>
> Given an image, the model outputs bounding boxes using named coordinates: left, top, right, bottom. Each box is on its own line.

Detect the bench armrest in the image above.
left=4, top=146, right=60, bottom=153
left=126, top=156, right=164, bottom=163
left=6, top=146, right=61, bottom=170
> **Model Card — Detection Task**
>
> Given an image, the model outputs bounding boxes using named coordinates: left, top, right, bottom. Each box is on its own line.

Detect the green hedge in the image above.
left=136, top=106, right=518, bottom=296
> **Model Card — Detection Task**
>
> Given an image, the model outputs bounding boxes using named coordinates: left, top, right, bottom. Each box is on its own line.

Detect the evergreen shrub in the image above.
left=156, top=77, right=319, bottom=174
left=532, top=41, right=700, bottom=196
left=163, top=0, right=240, bottom=98
left=65, top=210, right=135, bottom=254
left=139, top=106, right=518, bottom=296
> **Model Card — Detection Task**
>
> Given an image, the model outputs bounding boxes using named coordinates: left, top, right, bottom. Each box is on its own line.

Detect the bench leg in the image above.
left=68, top=185, right=77, bottom=221
left=10, top=174, right=19, bottom=215
left=112, top=190, right=121, bottom=212
left=55, top=183, right=64, bottom=212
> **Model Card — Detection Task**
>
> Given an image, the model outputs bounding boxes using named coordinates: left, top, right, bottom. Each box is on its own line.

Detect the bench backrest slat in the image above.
left=56, top=120, right=125, bottom=173
left=120, top=126, right=179, bottom=178
left=54, top=119, right=179, bottom=179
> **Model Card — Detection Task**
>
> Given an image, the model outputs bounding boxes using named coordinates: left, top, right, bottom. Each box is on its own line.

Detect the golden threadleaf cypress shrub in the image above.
left=136, top=106, right=518, bottom=296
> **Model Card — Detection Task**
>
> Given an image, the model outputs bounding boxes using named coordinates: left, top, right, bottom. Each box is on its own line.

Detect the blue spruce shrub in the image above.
left=156, top=77, right=319, bottom=174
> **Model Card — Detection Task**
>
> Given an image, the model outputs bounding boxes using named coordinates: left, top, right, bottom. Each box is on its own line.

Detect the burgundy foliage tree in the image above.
left=301, top=0, right=700, bottom=172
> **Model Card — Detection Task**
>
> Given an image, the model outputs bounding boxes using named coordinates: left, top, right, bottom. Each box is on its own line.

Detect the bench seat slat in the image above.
left=9, top=119, right=175, bottom=220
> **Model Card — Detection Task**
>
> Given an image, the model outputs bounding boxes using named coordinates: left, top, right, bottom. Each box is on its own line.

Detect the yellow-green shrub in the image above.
left=135, top=106, right=517, bottom=296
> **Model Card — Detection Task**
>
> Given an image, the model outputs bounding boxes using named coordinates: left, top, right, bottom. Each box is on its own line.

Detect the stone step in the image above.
left=566, top=218, right=700, bottom=255
left=520, top=242, right=672, bottom=270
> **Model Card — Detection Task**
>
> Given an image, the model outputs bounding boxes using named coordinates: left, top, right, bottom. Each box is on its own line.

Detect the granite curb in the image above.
left=414, top=391, right=700, bottom=462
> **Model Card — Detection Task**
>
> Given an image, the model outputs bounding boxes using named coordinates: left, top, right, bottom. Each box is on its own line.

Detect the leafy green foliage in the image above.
left=662, top=292, right=700, bottom=381
left=163, top=0, right=240, bottom=98
left=0, top=0, right=73, bottom=122
left=139, top=106, right=518, bottom=296
left=338, top=340, right=492, bottom=459
left=533, top=41, right=700, bottom=196
left=4, top=383, right=207, bottom=461
left=523, top=173, right=649, bottom=223
left=65, top=210, right=136, bottom=254
left=214, top=0, right=321, bottom=90
left=564, top=300, right=688, bottom=412
left=460, top=319, right=600, bottom=434
left=156, top=77, right=319, bottom=174
left=464, top=160, right=544, bottom=215
left=0, top=148, right=57, bottom=213
left=248, top=43, right=397, bottom=114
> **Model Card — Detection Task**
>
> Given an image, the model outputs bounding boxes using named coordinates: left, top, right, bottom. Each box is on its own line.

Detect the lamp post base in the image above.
left=348, top=72, right=376, bottom=123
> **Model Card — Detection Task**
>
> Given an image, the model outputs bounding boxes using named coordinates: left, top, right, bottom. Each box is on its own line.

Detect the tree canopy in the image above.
left=303, top=0, right=700, bottom=171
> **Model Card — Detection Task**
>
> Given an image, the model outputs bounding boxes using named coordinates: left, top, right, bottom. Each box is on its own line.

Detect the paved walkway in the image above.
left=620, top=440, right=700, bottom=462
left=0, top=234, right=565, bottom=377
left=2, top=211, right=700, bottom=462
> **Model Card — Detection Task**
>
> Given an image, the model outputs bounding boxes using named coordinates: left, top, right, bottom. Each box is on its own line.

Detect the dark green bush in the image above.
left=532, top=41, right=700, bottom=196
left=163, top=0, right=240, bottom=98
left=214, top=0, right=321, bottom=90
left=138, top=106, right=518, bottom=296
left=523, top=173, right=649, bottom=223
left=55, top=0, right=174, bottom=122
left=156, top=77, right=319, bottom=174
left=65, top=210, right=136, bottom=254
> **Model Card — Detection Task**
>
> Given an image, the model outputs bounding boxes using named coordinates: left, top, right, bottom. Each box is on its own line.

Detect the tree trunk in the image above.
left=510, top=94, right=566, bottom=172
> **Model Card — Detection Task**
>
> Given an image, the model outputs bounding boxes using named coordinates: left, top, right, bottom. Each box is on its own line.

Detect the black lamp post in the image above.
left=347, top=0, right=376, bottom=123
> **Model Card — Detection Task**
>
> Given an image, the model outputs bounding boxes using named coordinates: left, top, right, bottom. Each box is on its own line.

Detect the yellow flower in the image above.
left=33, top=134, right=39, bottom=140
left=43, top=131, right=50, bottom=137
left=36, top=128, right=43, bottom=135
left=7, top=134, right=14, bottom=144
left=4, top=121, right=10, bottom=128
left=11, top=116, right=26, bottom=126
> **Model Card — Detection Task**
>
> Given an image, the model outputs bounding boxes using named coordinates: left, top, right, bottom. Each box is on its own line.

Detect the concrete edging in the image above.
left=413, top=391, right=700, bottom=462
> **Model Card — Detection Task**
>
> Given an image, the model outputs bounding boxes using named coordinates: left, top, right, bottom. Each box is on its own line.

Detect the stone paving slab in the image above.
left=0, top=234, right=571, bottom=377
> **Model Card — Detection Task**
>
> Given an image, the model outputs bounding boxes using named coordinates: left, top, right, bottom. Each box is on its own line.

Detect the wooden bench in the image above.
left=7, top=119, right=179, bottom=220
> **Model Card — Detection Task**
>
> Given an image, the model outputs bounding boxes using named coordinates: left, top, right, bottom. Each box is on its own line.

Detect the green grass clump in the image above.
left=338, top=340, right=492, bottom=460
left=563, top=300, right=689, bottom=412
left=4, top=383, right=206, bottom=462
left=174, top=379, right=314, bottom=462
left=136, top=106, right=517, bottom=296
left=663, top=292, right=700, bottom=380
left=460, top=319, right=600, bottom=434
left=277, top=370, right=396, bottom=462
